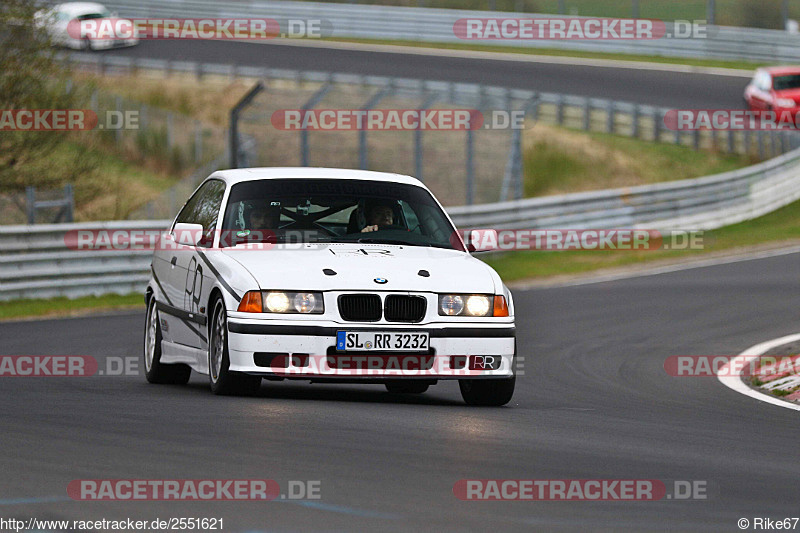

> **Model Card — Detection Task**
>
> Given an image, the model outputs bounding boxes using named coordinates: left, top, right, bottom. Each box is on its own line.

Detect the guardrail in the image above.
left=3, top=145, right=800, bottom=301
left=95, top=0, right=800, bottom=64
left=0, top=220, right=166, bottom=301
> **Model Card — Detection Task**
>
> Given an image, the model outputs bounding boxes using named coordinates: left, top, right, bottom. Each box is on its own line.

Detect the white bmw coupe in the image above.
left=35, top=2, right=138, bottom=51
left=144, top=168, right=516, bottom=406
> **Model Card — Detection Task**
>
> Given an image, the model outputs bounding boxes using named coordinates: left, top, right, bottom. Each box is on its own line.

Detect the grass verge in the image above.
left=522, top=125, right=753, bottom=196
left=0, top=293, right=144, bottom=322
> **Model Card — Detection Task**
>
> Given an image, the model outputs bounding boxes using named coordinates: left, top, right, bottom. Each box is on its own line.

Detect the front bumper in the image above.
left=226, top=317, right=516, bottom=380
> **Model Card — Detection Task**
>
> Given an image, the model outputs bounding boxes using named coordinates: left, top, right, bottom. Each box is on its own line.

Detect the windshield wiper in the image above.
left=356, top=238, right=427, bottom=246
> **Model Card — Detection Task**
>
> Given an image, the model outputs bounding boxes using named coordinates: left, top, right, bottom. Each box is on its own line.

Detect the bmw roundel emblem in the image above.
left=374, top=277, right=388, bottom=284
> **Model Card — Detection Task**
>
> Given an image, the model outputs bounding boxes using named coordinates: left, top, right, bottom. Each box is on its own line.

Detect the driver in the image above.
left=247, top=205, right=279, bottom=231
left=361, top=204, right=394, bottom=233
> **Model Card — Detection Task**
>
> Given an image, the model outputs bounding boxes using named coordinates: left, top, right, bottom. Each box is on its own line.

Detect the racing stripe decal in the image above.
left=150, top=265, right=173, bottom=306
left=196, top=249, right=241, bottom=302
left=151, top=265, right=208, bottom=344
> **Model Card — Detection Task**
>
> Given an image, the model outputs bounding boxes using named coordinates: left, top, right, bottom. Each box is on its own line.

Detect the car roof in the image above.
left=761, top=66, right=800, bottom=76
left=54, top=2, right=109, bottom=16
left=209, top=167, right=427, bottom=188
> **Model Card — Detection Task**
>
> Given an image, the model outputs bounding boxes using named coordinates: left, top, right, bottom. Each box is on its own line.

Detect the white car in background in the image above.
left=144, top=168, right=517, bottom=406
left=35, top=2, right=138, bottom=51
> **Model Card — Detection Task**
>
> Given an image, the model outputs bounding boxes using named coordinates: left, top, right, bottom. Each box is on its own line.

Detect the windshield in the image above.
left=220, top=178, right=463, bottom=251
left=772, top=74, right=800, bottom=91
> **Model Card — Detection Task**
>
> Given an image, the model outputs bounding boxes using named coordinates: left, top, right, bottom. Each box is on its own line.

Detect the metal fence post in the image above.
left=653, top=109, right=661, bottom=142
left=64, top=184, right=74, bottom=223
left=229, top=82, right=264, bottom=168
left=300, top=83, right=333, bottom=166
left=194, top=121, right=202, bottom=163
left=727, top=129, right=735, bottom=154
left=631, top=105, right=640, bottom=138
left=583, top=99, right=591, bottom=131
left=415, top=92, right=439, bottom=181
left=707, top=0, right=716, bottom=25
left=466, top=113, right=476, bottom=205
left=606, top=101, right=615, bottom=134
left=166, top=112, right=174, bottom=148
left=26, top=187, right=36, bottom=225
left=556, top=94, right=564, bottom=125
left=500, top=126, right=523, bottom=202
left=359, top=84, right=393, bottom=170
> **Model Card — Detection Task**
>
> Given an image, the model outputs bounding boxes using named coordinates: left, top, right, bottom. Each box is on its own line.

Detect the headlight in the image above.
left=238, top=291, right=324, bottom=314
left=776, top=98, right=796, bottom=108
left=466, top=295, right=491, bottom=316
left=440, top=294, right=465, bottom=316
left=266, top=291, right=323, bottom=313
left=265, top=292, right=290, bottom=313
left=439, top=294, right=498, bottom=317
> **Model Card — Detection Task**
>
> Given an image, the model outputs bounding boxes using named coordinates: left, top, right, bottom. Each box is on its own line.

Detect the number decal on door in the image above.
left=185, top=257, right=204, bottom=314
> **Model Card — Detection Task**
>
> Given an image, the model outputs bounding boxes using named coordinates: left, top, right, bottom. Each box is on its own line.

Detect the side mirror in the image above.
left=173, top=222, right=203, bottom=246
left=467, top=229, right=498, bottom=252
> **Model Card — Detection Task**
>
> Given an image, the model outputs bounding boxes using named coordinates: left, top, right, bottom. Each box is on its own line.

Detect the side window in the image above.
left=174, top=180, right=226, bottom=247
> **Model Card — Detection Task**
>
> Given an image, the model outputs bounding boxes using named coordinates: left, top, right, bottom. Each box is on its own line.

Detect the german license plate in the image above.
left=336, top=331, right=429, bottom=352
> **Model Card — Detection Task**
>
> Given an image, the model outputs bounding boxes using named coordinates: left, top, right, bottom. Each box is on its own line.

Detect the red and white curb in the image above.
left=718, top=333, right=800, bottom=412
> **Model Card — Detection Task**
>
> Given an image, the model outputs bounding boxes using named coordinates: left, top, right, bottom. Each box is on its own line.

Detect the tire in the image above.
left=144, top=296, right=191, bottom=385
left=459, top=376, right=516, bottom=407
left=81, top=37, right=93, bottom=51
left=208, top=297, right=261, bottom=396
left=385, top=381, right=430, bottom=394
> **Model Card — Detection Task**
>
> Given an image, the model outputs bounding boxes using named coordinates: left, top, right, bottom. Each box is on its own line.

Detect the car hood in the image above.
left=221, top=243, right=498, bottom=293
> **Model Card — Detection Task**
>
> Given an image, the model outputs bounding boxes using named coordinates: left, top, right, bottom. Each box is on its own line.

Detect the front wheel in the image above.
left=459, top=376, right=515, bottom=406
left=208, top=297, right=262, bottom=396
left=144, top=297, right=191, bottom=385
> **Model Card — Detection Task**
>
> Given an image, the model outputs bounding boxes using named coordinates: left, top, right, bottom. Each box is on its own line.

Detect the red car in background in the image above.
left=744, top=66, right=800, bottom=113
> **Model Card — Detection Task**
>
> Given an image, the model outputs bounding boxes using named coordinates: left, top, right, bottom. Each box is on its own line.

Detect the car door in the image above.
left=159, top=180, right=224, bottom=349
left=180, top=179, right=226, bottom=350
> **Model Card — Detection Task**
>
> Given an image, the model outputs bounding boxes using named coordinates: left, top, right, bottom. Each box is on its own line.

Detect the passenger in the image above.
left=361, top=204, right=394, bottom=233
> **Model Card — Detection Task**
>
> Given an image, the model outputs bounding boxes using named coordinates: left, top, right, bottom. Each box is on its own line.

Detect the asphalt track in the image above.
left=103, top=40, right=749, bottom=109
left=1, top=251, right=798, bottom=531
